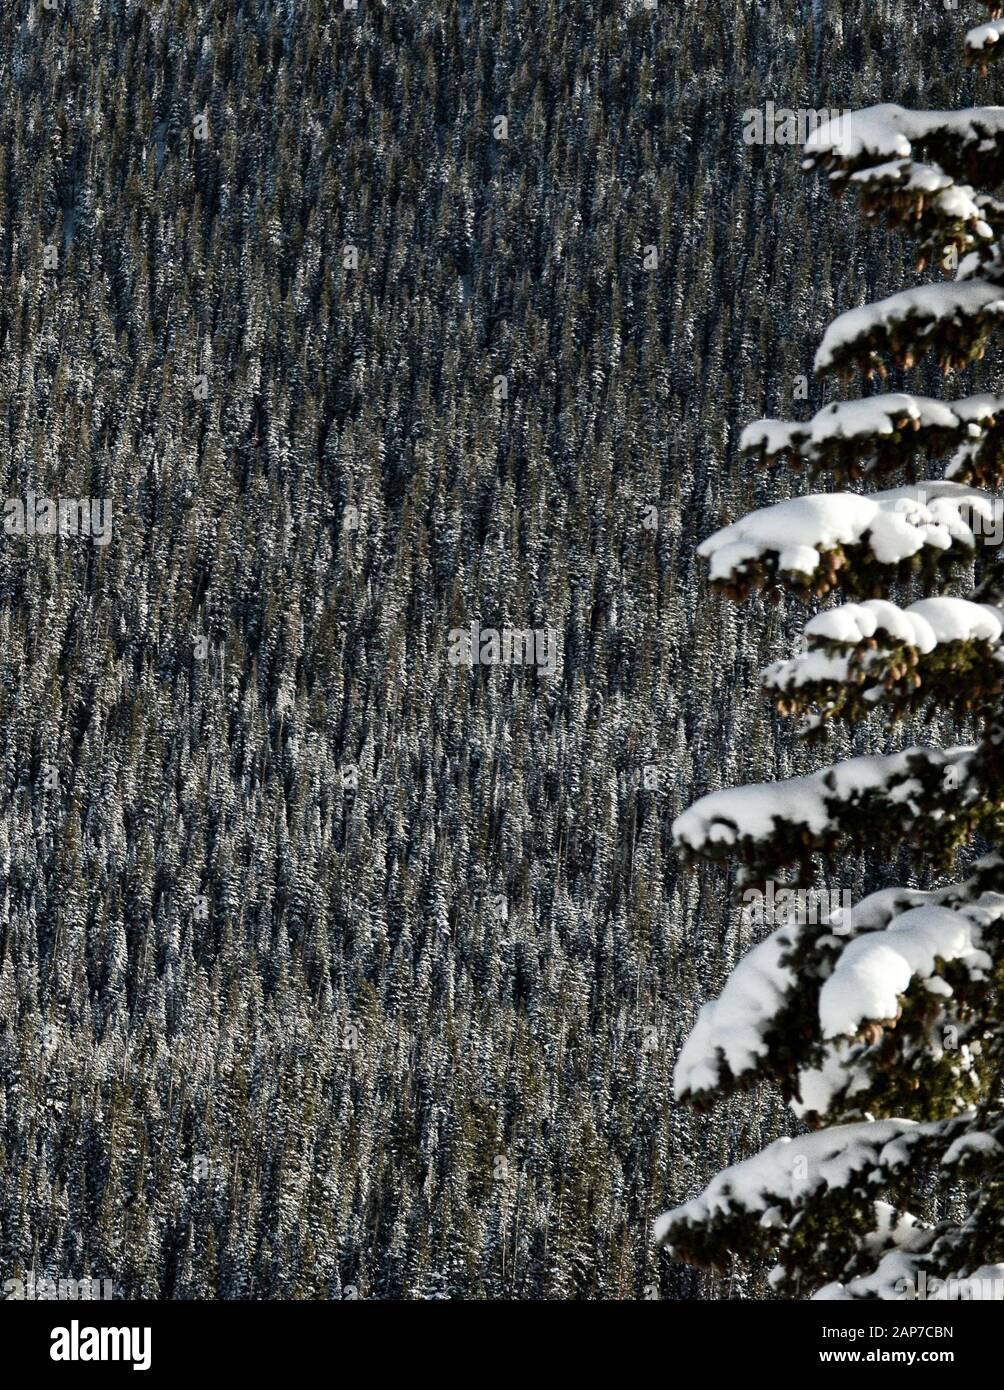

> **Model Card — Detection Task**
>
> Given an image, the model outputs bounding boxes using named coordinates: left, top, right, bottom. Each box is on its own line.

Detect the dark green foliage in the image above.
left=0, top=0, right=971, bottom=1299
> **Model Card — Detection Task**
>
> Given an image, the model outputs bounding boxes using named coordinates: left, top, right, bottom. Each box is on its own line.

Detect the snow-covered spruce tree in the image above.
left=657, top=12, right=1004, bottom=1300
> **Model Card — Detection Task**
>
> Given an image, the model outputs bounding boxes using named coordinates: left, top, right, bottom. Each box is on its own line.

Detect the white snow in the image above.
left=818, top=904, right=990, bottom=1039
left=764, top=598, right=1004, bottom=695
left=672, top=745, right=973, bottom=856
left=953, top=394, right=1004, bottom=424
left=831, top=884, right=936, bottom=935
left=807, top=597, right=937, bottom=649
left=700, top=482, right=994, bottom=586
left=793, top=1045, right=854, bottom=1119
left=792, top=1036, right=881, bottom=1121
left=942, top=1131, right=1002, bottom=1164
left=803, top=102, right=1004, bottom=164
left=655, top=1119, right=925, bottom=1246
left=815, top=281, right=1004, bottom=374
left=967, top=22, right=1004, bottom=54
left=763, top=648, right=852, bottom=692
left=801, top=395, right=957, bottom=441
left=908, top=596, right=1004, bottom=644
left=674, top=925, right=798, bottom=1099
left=742, top=393, right=1004, bottom=463
left=740, top=418, right=801, bottom=456
left=851, top=158, right=952, bottom=193
left=848, top=159, right=990, bottom=235
left=817, top=1252, right=1004, bottom=1301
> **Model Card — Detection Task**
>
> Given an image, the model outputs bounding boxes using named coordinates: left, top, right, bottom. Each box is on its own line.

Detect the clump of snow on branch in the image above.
left=742, top=393, right=1004, bottom=464
left=803, top=103, right=1004, bottom=167
left=818, top=902, right=994, bottom=1039
left=655, top=1118, right=944, bottom=1246
left=699, top=483, right=995, bottom=586
left=672, top=744, right=974, bottom=856
left=814, top=282, right=1004, bottom=375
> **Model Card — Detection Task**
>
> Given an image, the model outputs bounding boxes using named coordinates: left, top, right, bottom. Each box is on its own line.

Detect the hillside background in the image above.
left=0, top=0, right=985, bottom=1299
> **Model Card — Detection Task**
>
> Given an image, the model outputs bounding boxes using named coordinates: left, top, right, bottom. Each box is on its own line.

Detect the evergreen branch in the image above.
left=742, top=393, right=1004, bottom=486
left=673, top=744, right=995, bottom=889
left=700, top=483, right=996, bottom=601
left=762, top=597, right=1004, bottom=730
left=815, top=281, right=1004, bottom=380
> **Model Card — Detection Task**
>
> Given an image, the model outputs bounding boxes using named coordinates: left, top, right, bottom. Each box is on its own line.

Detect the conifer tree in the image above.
left=659, top=7, right=1004, bottom=1299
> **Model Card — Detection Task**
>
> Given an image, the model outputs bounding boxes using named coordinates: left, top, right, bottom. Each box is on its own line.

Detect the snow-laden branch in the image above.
left=762, top=596, right=1004, bottom=726
left=655, top=1115, right=960, bottom=1251
left=815, top=281, right=1004, bottom=378
left=699, top=482, right=996, bottom=599
left=675, top=861, right=1004, bottom=1114
left=673, top=743, right=986, bottom=886
left=674, top=918, right=802, bottom=1102
left=803, top=103, right=1004, bottom=186
left=967, top=21, right=1004, bottom=71
left=819, top=901, right=993, bottom=1039
left=741, top=393, right=1004, bottom=485
left=845, top=158, right=995, bottom=268
left=804, top=594, right=1002, bottom=652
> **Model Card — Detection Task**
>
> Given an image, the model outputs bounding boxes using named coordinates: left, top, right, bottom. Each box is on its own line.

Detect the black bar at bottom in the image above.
left=0, top=1295, right=986, bottom=1377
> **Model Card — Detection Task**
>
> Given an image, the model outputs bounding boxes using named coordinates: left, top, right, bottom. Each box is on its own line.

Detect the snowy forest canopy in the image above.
left=0, top=0, right=983, bottom=1300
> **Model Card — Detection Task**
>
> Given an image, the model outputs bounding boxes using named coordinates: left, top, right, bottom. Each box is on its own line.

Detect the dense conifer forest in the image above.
left=0, top=0, right=987, bottom=1299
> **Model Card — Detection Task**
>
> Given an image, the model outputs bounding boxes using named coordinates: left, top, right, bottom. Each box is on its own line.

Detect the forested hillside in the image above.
left=0, top=0, right=984, bottom=1299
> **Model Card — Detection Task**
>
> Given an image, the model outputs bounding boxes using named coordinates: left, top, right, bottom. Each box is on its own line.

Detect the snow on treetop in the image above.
left=674, top=923, right=798, bottom=1101
left=814, top=281, right=1004, bottom=375
left=900, top=595, right=1004, bottom=644
left=654, top=1118, right=927, bottom=1246
left=803, top=103, right=1004, bottom=165
left=699, top=481, right=995, bottom=587
left=700, top=492, right=873, bottom=583
left=835, top=885, right=929, bottom=932
left=672, top=744, right=973, bottom=857
left=818, top=902, right=994, bottom=1039
left=806, top=595, right=1002, bottom=651
left=967, top=22, right=1004, bottom=55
